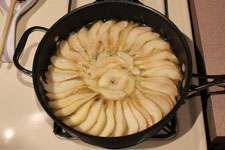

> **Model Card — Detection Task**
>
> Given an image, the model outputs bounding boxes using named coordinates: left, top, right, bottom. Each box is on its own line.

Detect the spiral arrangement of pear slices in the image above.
left=42, top=20, right=183, bottom=137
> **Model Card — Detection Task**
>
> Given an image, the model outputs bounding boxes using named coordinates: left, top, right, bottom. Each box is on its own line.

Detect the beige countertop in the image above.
left=0, top=0, right=207, bottom=149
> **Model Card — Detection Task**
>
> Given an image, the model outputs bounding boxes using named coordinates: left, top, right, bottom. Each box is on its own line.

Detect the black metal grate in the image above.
left=53, top=116, right=177, bottom=139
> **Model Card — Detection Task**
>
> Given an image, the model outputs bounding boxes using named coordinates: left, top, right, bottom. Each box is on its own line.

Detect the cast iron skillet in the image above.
left=13, top=0, right=225, bottom=148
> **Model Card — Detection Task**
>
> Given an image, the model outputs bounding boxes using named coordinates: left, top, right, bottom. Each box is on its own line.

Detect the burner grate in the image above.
left=53, top=116, right=177, bottom=139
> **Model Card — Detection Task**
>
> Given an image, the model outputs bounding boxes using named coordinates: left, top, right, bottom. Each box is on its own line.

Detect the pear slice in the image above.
left=99, top=88, right=126, bottom=101
left=128, top=99, right=147, bottom=132
left=137, top=85, right=175, bottom=106
left=50, top=56, right=80, bottom=71
left=129, top=32, right=160, bottom=55
left=46, top=88, right=77, bottom=100
left=130, top=94, right=153, bottom=127
left=122, top=99, right=139, bottom=135
left=88, top=21, right=102, bottom=57
left=54, top=96, right=96, bottom=117
left=123, top=26, right=151, bottom=52
left=109, top=21, right=128, bottom=51
left=97, top=51, right=111, bottom=61
left=138, top=76, right=177, bottom=89
left=63, top=99, right=95, bottom=126
left=89, top=62, right=120, bottom=79
left=135, top=90, right=162, bottom=123
left=118, top=22, right=138, bottom=51
left=98, top=69, right=128, bottom=91
left=45, top=71, right=79, bottom=83
left=124, top=77, right=135, bottom=95
left=145, top=94, right=172, bottom=117
left=117, top=51, right=139, bottom=74
left=77, top=27, right=91, bottom=55
left=114, top=100, right=127, bottom=137
left=141, top=66, right=182, bottom=81
left=135, top=50, right=179, bottom=65
left=88, top=107, right=106, bottom=136
left=59, top=41, right=88, bottom=65
left=135, top=39, right=170, bottom=57
left=42, top=79, right=84, bottom=94
left=48, top=93, right=97, bottom=109
left=68, top=33, right=89, bottom=60
left=138, top=59, right=178, bottom=70
left=140, top=81, right=178, bottom=97
left=99, top=101, right=115, bottom=137
left=76, top=99, right=103, bottom=132
left=98, top=20, right=116, bottom=51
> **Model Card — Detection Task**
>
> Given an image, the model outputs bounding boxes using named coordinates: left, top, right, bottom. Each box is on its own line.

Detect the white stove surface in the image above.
left=0, top=0, right=207, bottom=149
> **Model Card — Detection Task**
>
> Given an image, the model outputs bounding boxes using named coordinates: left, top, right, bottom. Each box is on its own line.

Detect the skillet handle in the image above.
left=13, top=26, right=48, bottom=77
left=189, top=73, right=225, bottom=92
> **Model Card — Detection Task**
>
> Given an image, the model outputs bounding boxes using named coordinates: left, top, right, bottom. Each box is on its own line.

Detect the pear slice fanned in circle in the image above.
left=43, top=79, right=84, bottom=94
left=63, top=99, right=95, bottom=126
left=122, top=99, right=139, bottom=135
left=114, top=100, right=127, bottom=137
left=54, top=95, right=97, bottom=117
left=128, top=98, right=147, bottom=132
left=135, top=90, right=162, bottom=123
left=99, top=101, right=115, bottom=137
left=75, top=99, right=103, bottom=132
left=88, top=107, right=107, bottom=136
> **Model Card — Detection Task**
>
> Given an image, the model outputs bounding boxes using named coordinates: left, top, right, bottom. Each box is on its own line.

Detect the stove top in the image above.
left=0, top=0, right=207, bottom=149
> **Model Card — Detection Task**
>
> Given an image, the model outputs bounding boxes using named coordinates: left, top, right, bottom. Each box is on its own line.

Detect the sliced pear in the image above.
left=99, top=101, right=115, bottom=137
left=46, top=87, right=77, bottom=100
left=54, top=96, right=96, bottom=117
left=114, top=100, right=127, bottom=137
left=123, top=26, right=151, bottom=52
left=63, top=99, right=95, bottom=126
left=48, top=93, right=97, bottom=109
left=98, top=20, right=115, bottom=51
left=137, top=85, right=175, bottom=106
left=122, top=99, right=139, bottom=135
left=124, top=77, right=135, bottom=95
left=138, top=59, right=178, bottom=70
left=118, top=22, right=138, bottom=51
left=135, top=90, right=162, bottom=123
left=77, top=27, right=91, bottom=55
left=97, top=51, right=111, bottom=61
left=141, top=66, right=182, bottom=81
left=145, top=94, right=172, bottom=117
left=130, top=96, right=153, bottom=127
left=68, top=33, right=89, bottom=60
left=109, top=21, right=128, bottom=51
left=140, top=81, right=178, bottom=97
left=138, top=76, right=177, bottom=89
left=128, top=99, right=147, bottom=132
left=117, top=51, right=136, bottom=73
left=135, top=39, right=170, bottom=57
left=129, top=32, right=160, bottom=55
left=50, top=56, right=80, bottom=71
left=135, top=50, right=179, bottom=65
left=43, top=79, right=84, bottom=93
left=88, top=21, right=102, bottom=57
left=99, top=88, right=126, bottom=100
left=76, top=99, right=103, bottom=132
left=59, top=41, right=88, bottom=65
left=98, top=69, right=128, bottom=91
left=45, top=71, right=78, bottom=83
left=88, top=107, right=106, bottom=136
left=89, top=62, right=120, bottom=79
